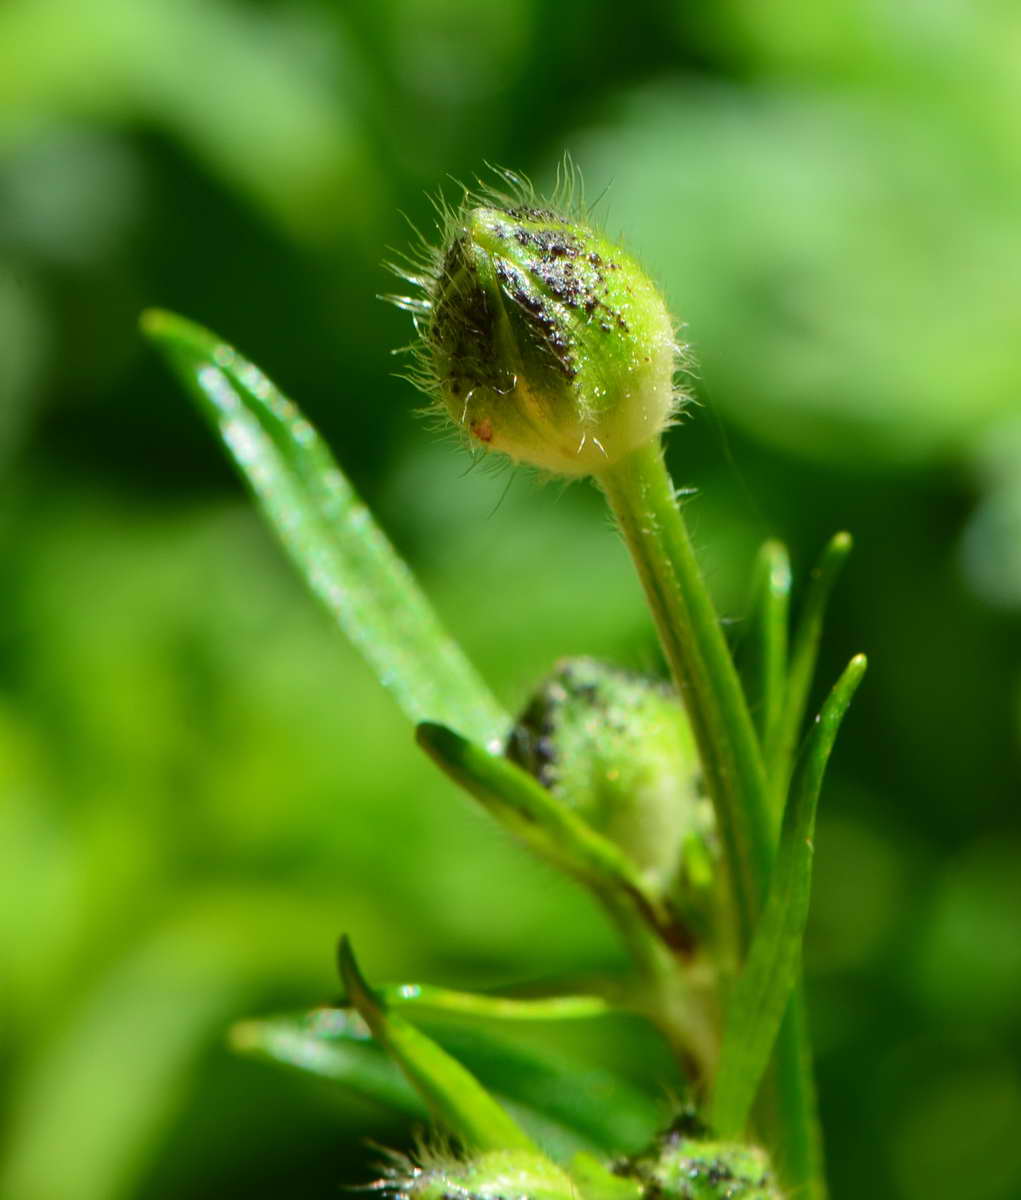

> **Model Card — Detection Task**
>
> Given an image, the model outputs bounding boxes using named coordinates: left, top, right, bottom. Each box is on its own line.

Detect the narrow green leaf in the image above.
left=434, top=1024, right=665, bottom=1157
left=374, top=984, right=614, bottom=1023
left=231, top=1008, right=425, bottom=1117
left=415, top=722, right=686, bottom=951
left=768, top=532, right=853, bottom=800
left=712, top=654, right=867, bottom=1138
left=231, top=1006, right=664, bottom=1157
left=742, top=539, right=791, bottom=761
left=140, top=309, right=508, bottom=747
left=337, top=937, right=538, bottom=1153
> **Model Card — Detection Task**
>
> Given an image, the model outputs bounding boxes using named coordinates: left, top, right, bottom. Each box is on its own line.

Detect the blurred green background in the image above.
left=3, top=1, right=1021, bottom=1197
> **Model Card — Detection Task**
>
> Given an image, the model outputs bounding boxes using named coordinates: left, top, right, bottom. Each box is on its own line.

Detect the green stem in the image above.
left=596, top=441, right=773, bottom=945
left=596, top=440, right=822, bottom=1196
left=603, top=888, right=720, bottom=1084
left=415, top=721, right=717, bottom=1081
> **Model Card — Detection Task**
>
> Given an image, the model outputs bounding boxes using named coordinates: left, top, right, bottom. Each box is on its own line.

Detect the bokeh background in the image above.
left=3, top=1, right=1021, bottom=1198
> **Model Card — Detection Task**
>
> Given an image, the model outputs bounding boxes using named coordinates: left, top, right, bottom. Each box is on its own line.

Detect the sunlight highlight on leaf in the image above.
left=141, top=310, right=508, bottom=746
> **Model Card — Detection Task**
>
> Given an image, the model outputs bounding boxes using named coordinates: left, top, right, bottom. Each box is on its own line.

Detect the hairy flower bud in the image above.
left=619, top=1117, right=782, bottom=1200
left=506, top=658, right=713, bottom=898
left=383, top=1133, right=780, bottom=1200
left=390, top=1151, right=576, bottom=1200
left=394, top=172, right=682, bottom=476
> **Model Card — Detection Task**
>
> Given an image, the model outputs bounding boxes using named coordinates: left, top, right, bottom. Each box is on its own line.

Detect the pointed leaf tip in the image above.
left=138, top=308, right=218, bottom=354
left=138, top=307, right=166, bottom=337
left=768, top=530, right=856, bottom=803
left=416, top=721, right=455, bottom=757
left=336, top=937, right=538, bottom=1154
left=337, top=935, right=384, bottom=1033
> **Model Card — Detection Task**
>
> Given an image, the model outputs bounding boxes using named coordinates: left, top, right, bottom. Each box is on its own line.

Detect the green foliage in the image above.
left=767, top=534, right=853, bottom=813
left=338, top=937, right=539, bottom=1154
left=4, top=4, right=1020, bottom=1200
left=741, top=541, right=790, bottom=757
left=416, top=720, right=678, bottom=944
left=230, top=1006, right=665, bottom=1158
left=140, top=310, right=507, bottom=747
left=712, top=655, right=866, bottom=1137
left=142, top=295, right=864, bottom=1198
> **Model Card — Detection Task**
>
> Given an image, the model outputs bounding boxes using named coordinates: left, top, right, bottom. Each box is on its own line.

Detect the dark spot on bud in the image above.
left=506, top=205, right=556, bottom=222
left=431, top=236, right=501, bottom=389
left=470, top=417, right=493, bottom=443
left=512, top=227, right=580, bottom=260
left=495, top=260, right=577, bottom=381
left=705, top=1161, right=735, bottom=1185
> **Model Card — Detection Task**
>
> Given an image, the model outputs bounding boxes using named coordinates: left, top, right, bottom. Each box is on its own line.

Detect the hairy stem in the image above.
left=596, top=441, right=773, bottom=944
left=596, top=439, right=824, bottom=1197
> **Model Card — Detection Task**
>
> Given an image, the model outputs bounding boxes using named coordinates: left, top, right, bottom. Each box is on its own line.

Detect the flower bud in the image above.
left=398, top=179, right=682, bottom=476
left=391, top=1150, right=576, bottom=1200
left=506, top=658, right=713, bottom=898
left=620, top=1117, right=781, bottom=1200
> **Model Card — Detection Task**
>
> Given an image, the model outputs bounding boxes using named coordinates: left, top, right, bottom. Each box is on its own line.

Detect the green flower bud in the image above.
left=379, top=1127, right=778, bottom=1200
left=394, top=172, right=683, bottom=476
left=619, top=1118, right=781, bottom=1200
left=389, top=1150, right=577, bottom=1200
left=506, top=658, right=714, bottom=899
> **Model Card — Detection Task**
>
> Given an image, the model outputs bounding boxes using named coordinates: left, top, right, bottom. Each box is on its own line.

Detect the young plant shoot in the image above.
left=144, top=165, right=865, bottom=1200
